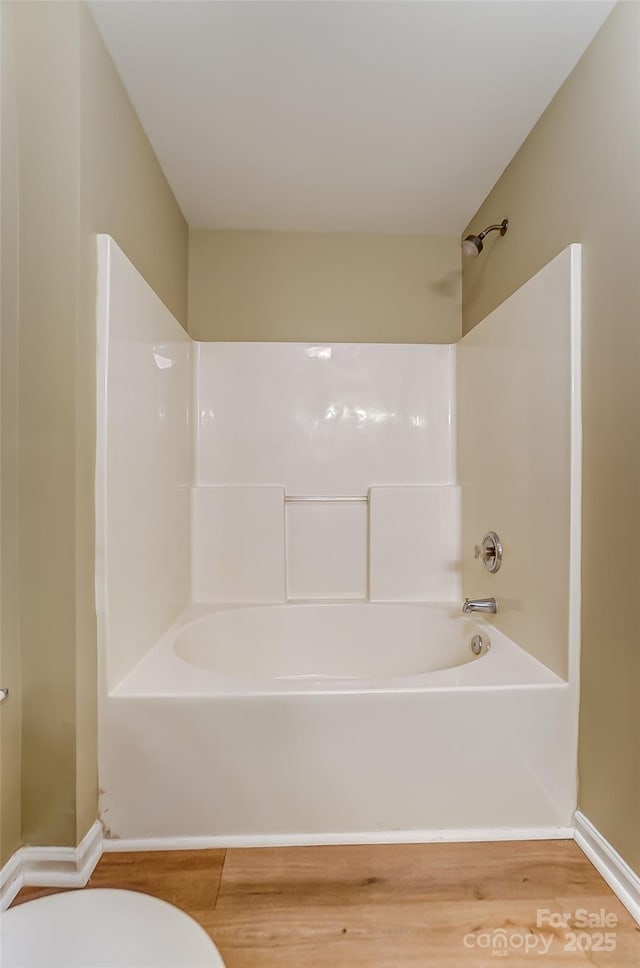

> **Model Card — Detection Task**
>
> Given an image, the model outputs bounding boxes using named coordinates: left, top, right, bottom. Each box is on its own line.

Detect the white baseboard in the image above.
left=102, top=825, right=575, bottom=852
left=4, top=816, right=638, bottom=928
left=7, top=821, right=569, bottom=907
left=0, top=820, right=103, bottom=911
left=0, top=847, right=26, bottom=911
left=574, top=811, right=640, bottom=925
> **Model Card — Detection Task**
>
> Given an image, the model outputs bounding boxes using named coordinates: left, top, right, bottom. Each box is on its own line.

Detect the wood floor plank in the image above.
left=13, top=849, right=227, bottom=912
left=205, top=897, right=594, bottom=968
left=88, top=848, right=226, bottom=911
left=216, top=840, right=605, bottom=908
left=11, top=886, right=72, bottom=906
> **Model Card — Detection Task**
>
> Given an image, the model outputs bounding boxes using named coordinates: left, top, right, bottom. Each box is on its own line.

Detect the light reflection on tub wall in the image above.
left=192, top=341, right=460, bottom=603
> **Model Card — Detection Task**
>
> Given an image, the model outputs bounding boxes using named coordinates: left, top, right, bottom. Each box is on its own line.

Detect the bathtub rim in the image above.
left=111, top=600, right=567, bottom=698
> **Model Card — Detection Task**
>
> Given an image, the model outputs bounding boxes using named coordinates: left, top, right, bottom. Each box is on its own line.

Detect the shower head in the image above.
left=461, top=234, right=484, bottom=258
left=461, top=219, right=509, bottom=257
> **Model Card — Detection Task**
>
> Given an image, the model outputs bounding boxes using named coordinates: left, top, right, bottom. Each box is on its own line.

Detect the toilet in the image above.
left=1, top=889, right=225, bottom=968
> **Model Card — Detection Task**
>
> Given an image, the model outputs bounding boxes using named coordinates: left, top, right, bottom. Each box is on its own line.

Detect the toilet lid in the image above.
left=0, top=889, right=225, bottom=968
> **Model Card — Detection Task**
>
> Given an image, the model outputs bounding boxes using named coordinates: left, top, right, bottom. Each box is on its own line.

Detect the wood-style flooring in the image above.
left=13, top=841, right=640, bottom=966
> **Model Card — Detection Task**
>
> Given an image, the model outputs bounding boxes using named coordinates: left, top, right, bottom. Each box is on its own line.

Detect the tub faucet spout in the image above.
left=462, top=597, right=497, bottom=614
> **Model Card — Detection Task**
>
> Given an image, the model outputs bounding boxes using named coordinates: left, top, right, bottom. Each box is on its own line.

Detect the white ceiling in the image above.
left=90, top=1, right=614, bottom=234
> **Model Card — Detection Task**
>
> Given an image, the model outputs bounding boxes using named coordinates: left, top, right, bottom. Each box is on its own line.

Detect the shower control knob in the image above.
left=473, top=531, right=503, bottom=574
left=473, top=544, right=496, bottom=560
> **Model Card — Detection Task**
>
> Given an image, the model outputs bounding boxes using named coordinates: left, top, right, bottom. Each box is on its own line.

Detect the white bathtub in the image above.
left=113, top=602, right=563, bottom=697
left=100, top=602, right=577, bottom=843
left=176, top=603, right=482, bottom=681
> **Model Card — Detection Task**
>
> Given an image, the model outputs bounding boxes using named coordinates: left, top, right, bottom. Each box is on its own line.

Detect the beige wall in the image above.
left=12, top=0, right=81, bottom=853
left=188, top=230, right=461, bottom=342
left=79, top=4, right=188, bottom=329
left=0, top=3, right=22, bottom=867
left=2, top=0, right=188, bottom=857
left=461, top=3, right=640, bottom=873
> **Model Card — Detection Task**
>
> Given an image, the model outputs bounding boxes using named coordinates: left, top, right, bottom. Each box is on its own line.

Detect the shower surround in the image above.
left=96, top=236, right=581, bottom=845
